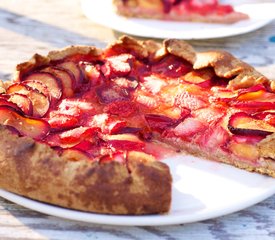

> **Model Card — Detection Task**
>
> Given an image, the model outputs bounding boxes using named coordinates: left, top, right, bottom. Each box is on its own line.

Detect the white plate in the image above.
left=1, top=154, right=275, bottom=226
left=81, top=0, right=275, bottom=40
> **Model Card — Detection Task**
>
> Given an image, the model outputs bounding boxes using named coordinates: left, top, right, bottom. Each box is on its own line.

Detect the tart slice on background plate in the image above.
left=113, top=0, right=249, bottom=24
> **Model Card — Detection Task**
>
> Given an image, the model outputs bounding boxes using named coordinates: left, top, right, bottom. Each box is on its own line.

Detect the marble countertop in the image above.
left=0, top=0, right=274, bottom=239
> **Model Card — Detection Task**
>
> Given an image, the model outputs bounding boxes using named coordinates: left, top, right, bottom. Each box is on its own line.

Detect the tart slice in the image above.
left=0, top=36, right=274, bottom=216
left=113, top=0, right=249, bottom=23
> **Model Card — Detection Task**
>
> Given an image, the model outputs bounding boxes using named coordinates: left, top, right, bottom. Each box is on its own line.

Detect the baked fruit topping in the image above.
left=0, top=36, right=274, bottom=216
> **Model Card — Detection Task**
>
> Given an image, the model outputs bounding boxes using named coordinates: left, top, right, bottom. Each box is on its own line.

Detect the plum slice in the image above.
left=151, top=55, right=191, bottom=78
left=42, top=66, right=76, bottom=97
left=229, top=141, right=259, bottom=161
left=0, top=97, right=23, bottom=113
left=23, top=72, right=62, bottom=101
left=231, top=85, right=275, bottom=110
left=6, top=93, right=33, bottom=116
left=0, top=106, right=50, bottom=139
left=57, top=61, right=83, bottom=86
left=183, top=69, right=214, bottom=88
left=7, top=83, right=50, bottom=118
left=96, top=84, right=130, bottom=104
left=228, top=112, right=275, bottom=137
left=23, top=80, right=50, bottom=97
left=145, top=114, right=177, bottom=133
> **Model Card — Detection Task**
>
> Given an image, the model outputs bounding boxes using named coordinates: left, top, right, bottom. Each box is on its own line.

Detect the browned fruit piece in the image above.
left=6, top=83, right=50, bottom=117
left=23, top=72, right=62, bottom=100
left=42, top=66, right=76, bottom=97
left=0, top=106, right=50, bottom=139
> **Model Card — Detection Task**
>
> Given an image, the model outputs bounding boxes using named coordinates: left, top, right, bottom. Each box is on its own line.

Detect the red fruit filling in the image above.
left=0, top=48, right=274, bottom=166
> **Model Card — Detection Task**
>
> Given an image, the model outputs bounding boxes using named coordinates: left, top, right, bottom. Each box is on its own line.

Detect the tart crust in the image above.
left=0, top=126, right=172, bottom=214
left=0, top=36, right=274, bottom=216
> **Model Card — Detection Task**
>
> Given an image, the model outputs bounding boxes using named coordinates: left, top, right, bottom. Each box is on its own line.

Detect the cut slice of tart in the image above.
left=113, top=0, right=249, bottom=23
left=0, top=35, right=274, bottom=216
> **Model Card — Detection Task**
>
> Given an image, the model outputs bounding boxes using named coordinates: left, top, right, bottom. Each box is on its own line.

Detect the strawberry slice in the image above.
left=42, top=66, right=75, bottom=97
left=101, top=54, right=133, bottom=78
left=199, top=125, right=229, bottom=150
left=59, top=127, right=97, bottom=145
left=46, top=127, right=98, bottom=148
left=81, top=63, right=102, bottom=86
left=48, top=113, right=79, bottom=130
left=193, top=107, right=225, bottom=124
left=96, top=84, right=130, bottom=104
left=7, top=83, right=50, bottom=117
left=141, top=75, right=167, bottom=94
left=104, top=100, right=137, bottom=117
left=173, top=117, right=206, bottom=139
left=0, top=106, right=50, bottom=139
left=135, top=94, right=158, bottom=109
left=23, top=72, right=62, bottom=101
left=228, top=112, right=275, bottom=137
left=57, top=98, right=95, bottom=116
left=111, top=77, right=138, bottom=90
left=175, top=91, right=207, bottom=110
left=145, top=114, right=177, bottom=133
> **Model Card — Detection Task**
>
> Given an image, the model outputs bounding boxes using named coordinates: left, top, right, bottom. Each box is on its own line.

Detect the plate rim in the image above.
left=81, top=0, right=275, bottom=40
left=1, top=155, right=275, bottom=226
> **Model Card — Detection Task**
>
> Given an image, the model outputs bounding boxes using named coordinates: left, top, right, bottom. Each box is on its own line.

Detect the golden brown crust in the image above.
left=162, top=39, right=270, bottom=90
left=0, top=126, right=172, bottom=214
left=15, top=46, right=103, bottom=81
left=16, top=36, right=270, bottom=93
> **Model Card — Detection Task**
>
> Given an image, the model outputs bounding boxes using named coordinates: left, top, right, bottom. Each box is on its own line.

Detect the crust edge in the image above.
left=0, top=126, right=172, bottom=215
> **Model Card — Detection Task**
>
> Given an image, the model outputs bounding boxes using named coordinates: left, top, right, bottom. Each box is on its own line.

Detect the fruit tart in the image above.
left=113, top=0, right=249, bottom=24
left=0, top=36, right=274, bottom=215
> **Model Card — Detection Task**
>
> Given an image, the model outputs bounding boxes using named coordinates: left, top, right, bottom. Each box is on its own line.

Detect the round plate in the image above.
left=1, top=154, right=275, bottom=226
left=81, top=0, right=275, bottom=40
